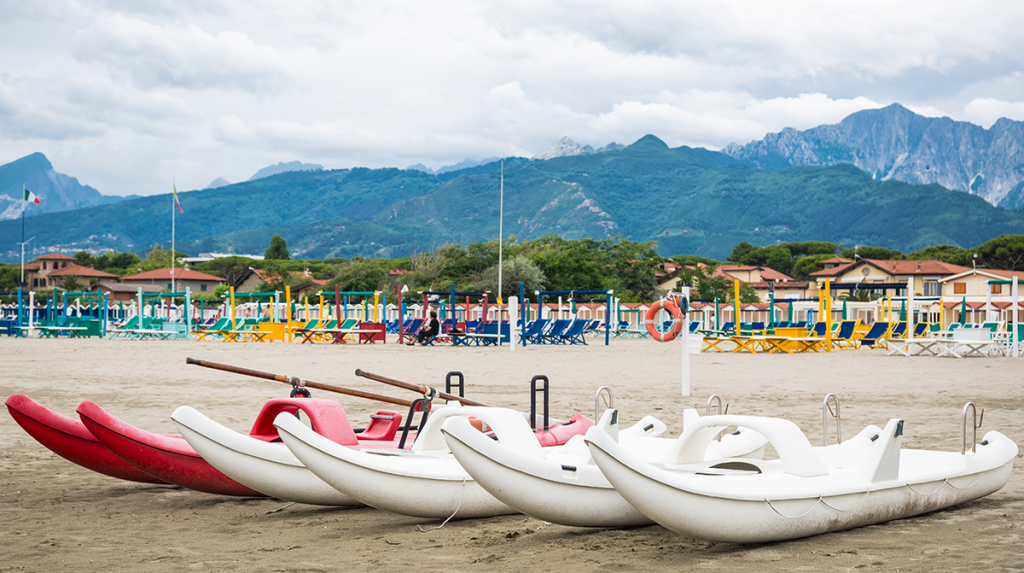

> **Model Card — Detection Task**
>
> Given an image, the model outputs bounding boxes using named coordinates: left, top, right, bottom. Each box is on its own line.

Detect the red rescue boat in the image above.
left=6, top=393, right=167, bottom=484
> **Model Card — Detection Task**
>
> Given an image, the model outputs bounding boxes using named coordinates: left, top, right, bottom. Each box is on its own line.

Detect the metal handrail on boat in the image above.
left=594, top=386, right=614, bottom=421
left=823, top=393, right=841, bottom=446
left=962, top=401, right=984, bottom=454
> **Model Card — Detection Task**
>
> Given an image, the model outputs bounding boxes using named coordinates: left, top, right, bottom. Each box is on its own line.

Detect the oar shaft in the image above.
left=354, top=369, right=490, bottom=407
left=186, top=358, right=414, bottom=408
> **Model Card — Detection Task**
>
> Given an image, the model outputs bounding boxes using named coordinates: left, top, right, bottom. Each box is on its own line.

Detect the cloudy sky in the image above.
left=2, top=0, right=1023, bottom=196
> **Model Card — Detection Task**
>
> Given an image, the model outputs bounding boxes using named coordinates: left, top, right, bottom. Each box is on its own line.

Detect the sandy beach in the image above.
left=2, top=336, right=1022, bottom=572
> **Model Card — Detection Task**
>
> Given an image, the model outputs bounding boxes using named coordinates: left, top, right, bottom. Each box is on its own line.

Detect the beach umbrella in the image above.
left=899, top=300, right=906, bottom=321
left=841, top=298, right=848, bottom=320
left=960, top=297, right=967, bottom=325
left=787, top=300, right=793, bottom=322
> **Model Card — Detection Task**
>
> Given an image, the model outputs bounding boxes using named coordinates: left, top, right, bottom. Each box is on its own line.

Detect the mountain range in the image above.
left=0, top=153, right=124, bottom=221
left=724, top=103, right=1024, bottom=208
left=3, top=134, right=1024, bottom=263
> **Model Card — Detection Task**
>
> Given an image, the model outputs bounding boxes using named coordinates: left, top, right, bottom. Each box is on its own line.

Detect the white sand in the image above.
left=2, top=336, right=1021, bottom=572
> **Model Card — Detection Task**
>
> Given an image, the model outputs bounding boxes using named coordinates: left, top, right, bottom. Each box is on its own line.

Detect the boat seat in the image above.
left=248, top=398, right=359, bottom=446
left=664, top=414, right=828, bottom=477
left=358, top=411, right=403, bottom=441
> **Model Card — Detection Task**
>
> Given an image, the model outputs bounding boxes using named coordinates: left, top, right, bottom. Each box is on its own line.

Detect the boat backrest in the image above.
left=249, top=398, right=360, bottom=446
left=416, top=405, right=544, bottom=456
left=663, top=414, right=827, bottom=477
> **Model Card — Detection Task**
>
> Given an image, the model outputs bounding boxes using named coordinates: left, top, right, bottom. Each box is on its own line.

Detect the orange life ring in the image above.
left=645, top=299, right=684, bottom=342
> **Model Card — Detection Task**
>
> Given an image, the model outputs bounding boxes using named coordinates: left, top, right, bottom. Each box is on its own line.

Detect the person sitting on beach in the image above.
left=409, top=310, right=440, bottom=345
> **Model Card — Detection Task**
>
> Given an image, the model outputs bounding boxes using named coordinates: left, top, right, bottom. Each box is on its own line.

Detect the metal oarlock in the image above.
left=962, top=402, right=984, bottom=455
left=530, top=375, right=550, bottom=431
left=445, top=371, right=465, bottom=398
left=823, top=393, right=841, bottom=446
left=594, top=386, right=614, bottom=420
left=398, top=396, right=432, bottom=450
left=706, top=394, right=727, bottom=416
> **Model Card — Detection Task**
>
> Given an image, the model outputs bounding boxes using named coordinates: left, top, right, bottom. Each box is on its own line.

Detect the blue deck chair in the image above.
left=856, top=322, right=891, bottom=349
left=913, top=322, right=929, bottom=337
left=889, top=322, right=907, bottom=339
left=522, top=319, right=550, bottom=344
left=831, top=320, right=858, bottom=348
left=557, top=320, right=590, bottom=345
left=539, top=319, right=571, bottom=344
left=809, top=322, right=826, bottom=336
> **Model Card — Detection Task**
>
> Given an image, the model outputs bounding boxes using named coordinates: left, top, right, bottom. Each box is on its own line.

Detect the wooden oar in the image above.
left=185, top=357, right=415, bottom=408
left=354, top=369, right=491, bottom=407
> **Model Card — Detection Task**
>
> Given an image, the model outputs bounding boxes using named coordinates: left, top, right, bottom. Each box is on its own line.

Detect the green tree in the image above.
left=139, top=245, right=187, bottom=272
left=840, top=246, right=902, bottom=261
left=791, top=254, right=836, bottom=280
left=905, top=245, right=971, bottom=266
left=265, top=234, right=290, bottom=260
left=728, top=241, right=757, bottom=263
left=975, top=235, right=1024, bottom=271
left=58, top=274, right=83, bottom=291
left=473, top=255, right=547, bottom=300
left=327, top=259, right=388, bottom=293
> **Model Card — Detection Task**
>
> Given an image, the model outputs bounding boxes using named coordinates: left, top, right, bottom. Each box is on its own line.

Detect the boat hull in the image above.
left=587, top=424, right=1018, bottom=543
left=77, top=401, right=265, bottom=497
left=443, top=417, right=651, bottom=527
left=276, top=411, right=516, bottom=519
left=5, top=394, right=166, bottom=484
left=171, top=405, right=363, bottom=506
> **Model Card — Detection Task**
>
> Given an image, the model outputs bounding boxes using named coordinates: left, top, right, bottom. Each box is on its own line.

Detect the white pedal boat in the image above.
left=275, top=405, right=590, bottom=519
left=171, top=400, right=407, bottom=506
left=442, top=408, right=769, bottom=527
left=585, top=412, right=1018, bottom=543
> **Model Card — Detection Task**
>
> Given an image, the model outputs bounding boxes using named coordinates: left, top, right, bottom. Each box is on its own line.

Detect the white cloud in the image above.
left=1, top=0, right=1023, bottom=195
left=71, top=14, right=293, bottom=91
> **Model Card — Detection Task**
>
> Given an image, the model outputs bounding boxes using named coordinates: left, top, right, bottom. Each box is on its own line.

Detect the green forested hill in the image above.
left=3, top=135, right=1024, bottom=262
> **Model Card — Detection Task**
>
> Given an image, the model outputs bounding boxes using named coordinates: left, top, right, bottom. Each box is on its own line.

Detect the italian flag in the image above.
left=24, top=188, right=40, bottom=204
left=172, top=183, right=183, bottom=213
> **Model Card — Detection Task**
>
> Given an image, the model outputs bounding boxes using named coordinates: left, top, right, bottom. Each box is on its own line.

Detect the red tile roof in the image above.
left=34, top=254, right=75, bottom=261
left=714, top=265, right=795, bottom=282
left=865, top=259, right=970, bottom=275
left=21, top=262, right=41, bottom=271
left=90, top=282, right=164, bottom=293
left=48, top=265, right=120, bottom=279
left=821, top=257, right=853, bottom=264
left=122, top=268, right=225, bottom=281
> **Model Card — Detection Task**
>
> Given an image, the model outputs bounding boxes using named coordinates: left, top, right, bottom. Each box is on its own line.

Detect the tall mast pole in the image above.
left=498, top=159, right=503, bottom=305
left=171, top=181, right=176, bottom=294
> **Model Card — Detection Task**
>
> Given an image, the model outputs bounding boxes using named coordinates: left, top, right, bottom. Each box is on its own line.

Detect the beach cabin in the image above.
left=121, top=268, right=225, bottom=294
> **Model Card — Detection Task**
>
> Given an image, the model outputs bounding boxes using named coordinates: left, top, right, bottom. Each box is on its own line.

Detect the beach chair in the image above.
left=557, top=320, right=590, bottom=345
left=539, top=319, right=571, bottom=344
left=522, top=319, right=550, bottom=344
left=913, top=322, right=929, bottom=337
left=831, top=320, right=858, bottom=349
left=809, top=322, right=826, bottom=337
left=856, top=322, right=891, bottom=349
left=888, top=322, right=907, bottom=339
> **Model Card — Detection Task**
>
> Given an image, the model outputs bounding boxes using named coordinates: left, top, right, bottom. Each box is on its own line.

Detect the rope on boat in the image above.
left=417, top=478, right=467, bottom=532
left=766, top=490, right=870, bottom=518
left=264, top=502, right=296, bottom=514
left=765, top=496, right=824, bottom=519
left=906, top=473, right=982, bottom=495
left=817, top=490, right=870, bottom=512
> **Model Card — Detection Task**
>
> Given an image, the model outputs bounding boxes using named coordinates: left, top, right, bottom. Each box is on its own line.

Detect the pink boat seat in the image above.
left=358, top=411, right=403, bottom=441
left=535, top=413, right=595, bottom=447
left=248, top=398, right=359, bottom=446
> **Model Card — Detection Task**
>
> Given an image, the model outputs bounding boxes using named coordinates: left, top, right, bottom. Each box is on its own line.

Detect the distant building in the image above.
left=121, top=268, right=225, bottom=294
left=810, top=259, right=970, bottom=297
left=89, top=282, right=164, bottom=301
left=181, top=252, right=265, bottom=265
left=236, top=268, right=313, bottom=292
left=21, top=254, right=120, bottom=288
